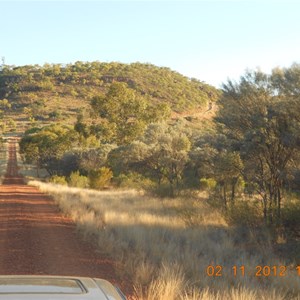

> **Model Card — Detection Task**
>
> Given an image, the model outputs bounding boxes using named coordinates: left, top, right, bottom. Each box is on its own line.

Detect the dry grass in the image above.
left=29, top=181, right=300, bottom=299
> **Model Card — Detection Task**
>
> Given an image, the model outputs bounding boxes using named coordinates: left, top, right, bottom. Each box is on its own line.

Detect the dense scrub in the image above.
left=19, top=65, right=300, bottom=227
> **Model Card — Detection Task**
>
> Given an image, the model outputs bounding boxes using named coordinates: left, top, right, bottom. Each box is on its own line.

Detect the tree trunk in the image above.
left=268, top=196, right=273, bottom=225
left=223, top=184, right=227, bottom=209
left=263, top=195, right=267, bottom=223
left=277, top=187, right=281, bottom=221
left=231, top=177, right=238, bottom=202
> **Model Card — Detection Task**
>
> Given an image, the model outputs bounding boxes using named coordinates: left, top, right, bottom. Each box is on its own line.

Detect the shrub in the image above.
left=152, top=182, right=174, bottom=197
left=68, top=171, right=89, bottom=188
left=39, top=80, right=54, bottom=91
left=7, top=118, right=16, bottom=132
left=115, top=172, right=155, bottom=191
left=48, top=110, right=62, bottom=120
left=89, top=167, right=113, bottom=189
left=48, top=175, right=68, bottom=185
left=199, top=178, right=217, bottom=191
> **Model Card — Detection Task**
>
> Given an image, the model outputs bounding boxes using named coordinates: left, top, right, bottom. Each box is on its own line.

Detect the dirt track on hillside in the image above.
left=0, top=139, right=131, bottom=296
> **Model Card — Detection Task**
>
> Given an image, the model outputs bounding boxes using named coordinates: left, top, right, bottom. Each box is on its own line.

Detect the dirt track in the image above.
left=0, top=139, right=130, bottom=295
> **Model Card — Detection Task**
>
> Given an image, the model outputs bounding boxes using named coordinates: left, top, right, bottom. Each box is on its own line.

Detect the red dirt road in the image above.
left=0, top=139, right=130, bottom=295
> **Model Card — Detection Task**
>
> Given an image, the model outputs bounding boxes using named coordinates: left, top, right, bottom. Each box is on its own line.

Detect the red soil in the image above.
left=0, top=139, right=132, bottom=297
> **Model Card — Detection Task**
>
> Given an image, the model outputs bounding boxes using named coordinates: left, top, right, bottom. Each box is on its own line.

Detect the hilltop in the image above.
left=0, top=61, right=220, bottom=131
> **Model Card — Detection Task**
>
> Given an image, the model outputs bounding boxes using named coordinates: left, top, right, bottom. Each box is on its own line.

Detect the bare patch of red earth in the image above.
left=0, top=139, right=133, bottom=297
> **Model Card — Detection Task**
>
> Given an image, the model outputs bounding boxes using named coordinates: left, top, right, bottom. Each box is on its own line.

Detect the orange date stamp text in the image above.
left=205, top=265, right=300, bottom=277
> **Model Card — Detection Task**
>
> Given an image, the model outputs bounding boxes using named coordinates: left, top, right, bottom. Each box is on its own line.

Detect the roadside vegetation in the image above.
left=29, top=181, right=300, bottom=300
left=1, top=60, right=300, bottom=298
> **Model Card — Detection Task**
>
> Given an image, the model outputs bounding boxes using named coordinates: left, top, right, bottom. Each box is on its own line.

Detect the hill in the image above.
left=0, top=61, right=220, bottom=132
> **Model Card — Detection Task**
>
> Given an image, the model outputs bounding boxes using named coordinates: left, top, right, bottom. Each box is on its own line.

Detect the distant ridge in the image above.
left=0, top=61, right=220, bottom=129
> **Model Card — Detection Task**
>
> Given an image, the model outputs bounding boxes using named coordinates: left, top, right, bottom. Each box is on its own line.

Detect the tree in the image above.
left=189, top=132, right=243, bottom=205
left=213, top=151, right=243, bottom=207
left=74, top=113, right=90, bottom=138
left=19, top=138, right=40, bottom=176
left=19, top=125, right=80, bottom=176
left=90, top=82, right=170, bottom=145
left=216, top=70, right=300, bottom=223
left=91, top=82, right=148, bottom=144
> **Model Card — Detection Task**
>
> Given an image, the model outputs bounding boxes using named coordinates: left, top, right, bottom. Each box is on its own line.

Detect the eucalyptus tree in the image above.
left=91, top=82, right=149, bottom=145
left=90, top=82, right=170, bottom=145
left=19, top=125, right=80, bottom=176
left=216, top=69, right=300, bottom=223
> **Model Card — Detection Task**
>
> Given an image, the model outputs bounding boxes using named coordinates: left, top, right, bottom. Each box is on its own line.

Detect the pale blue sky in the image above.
left=0, top=1, right=300, bottom=87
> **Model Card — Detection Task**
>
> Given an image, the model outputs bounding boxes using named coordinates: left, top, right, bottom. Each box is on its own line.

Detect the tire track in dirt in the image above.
left=0, top=138, right=131, bottom=296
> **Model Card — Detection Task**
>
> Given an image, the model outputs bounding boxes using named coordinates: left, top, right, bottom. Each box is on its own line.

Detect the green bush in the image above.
left=68, top=171, right=89, bottom=188
left=89, top=167, right=113, bottom=189
left=199, top=178, right=217, bottom=191
left=49, top=175, right=68, bottom=185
